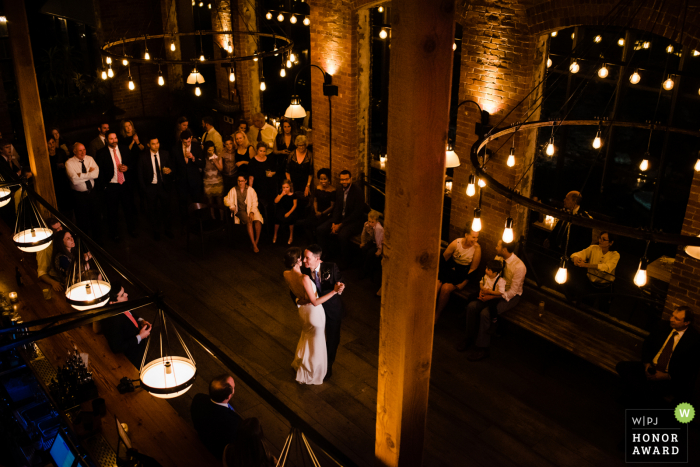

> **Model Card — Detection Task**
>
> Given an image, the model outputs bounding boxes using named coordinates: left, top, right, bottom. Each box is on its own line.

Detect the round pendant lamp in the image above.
left=13, top=189, right=52, bottom=253
left=65, top=238, right=111, bottom=310
left=139, top=309, right=197, bottom=399
left=0, top=176, right=11, bottom=207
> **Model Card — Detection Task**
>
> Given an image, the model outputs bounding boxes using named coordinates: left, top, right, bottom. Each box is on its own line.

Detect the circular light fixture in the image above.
left=598, top=65, right=608, bottom=78
left=14, top=228, right=53, bottom=253
left=140, top=357, right=197, bottom=399
left=266, top=11, right=272, bottom=20
left=551, top=31, right=558, bottom=37
left=66, top=280, right=111, bottom=311
left=685, top=237, right=700, bottom=260
left=569, top=61, right=579, bottom=73
left=663, top=76, right=674, bottom=91
left=0, top=186, right=11, bottom=208
left=277, top=13, right=284, bottom=22
left=290, top=15, right=297, bottom=24
left=594, top=35, right=602, bottom=43
left=303, top=17, right=310, bottom=26
left=379, top=28, right=388, bottom=39
left=629, top=69, right=641, bottom=84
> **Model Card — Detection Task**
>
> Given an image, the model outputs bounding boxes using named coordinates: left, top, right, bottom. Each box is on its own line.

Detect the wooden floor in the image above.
left=91, top=223, right=698, bottom=467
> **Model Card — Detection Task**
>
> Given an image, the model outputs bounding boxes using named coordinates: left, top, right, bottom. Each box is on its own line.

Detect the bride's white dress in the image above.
left=292, top=281, right=327, bottom=385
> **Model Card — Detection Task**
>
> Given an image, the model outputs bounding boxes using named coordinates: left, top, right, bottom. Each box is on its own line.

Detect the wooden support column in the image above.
left=6, top=0, right=57, bottom=209
left=375, top=1, right=455, bottom=466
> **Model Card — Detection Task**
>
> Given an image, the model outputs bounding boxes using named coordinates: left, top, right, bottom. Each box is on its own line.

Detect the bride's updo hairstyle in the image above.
left=284, top=247, right=302, bottom=269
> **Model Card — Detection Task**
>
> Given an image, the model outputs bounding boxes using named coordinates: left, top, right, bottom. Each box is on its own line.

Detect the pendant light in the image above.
left=229, top=68, right=235, bottom=82
left=13, top=190, right=53, bottom=253
left=277, top=13, right=284, bottom=22
left=507, top=147, right=515, bottom=167
left=694, top=158, right=700, bottom=172
left=266, top=11, right=272, bottom=20
left=280, top=67, right=286, bottom=78
left=122, top=58, right=129, bottom=66
left=466, top=174, right=476, bottom=197
left=629, top=69, right=641, bottom=84
left=170, top=40, right=176, bottom=52
left=502, top=217, right=514, bottom=243
left=592, top=124, right=602, bottom=149
left=546, top=137, right=555, bottom=156
left=128, top=75, right=135, bottom=91
left=101, top=70, right=108, bottom=80
left=303, top=17, right=310, bottom=26
left=617, top=38, right=625, bottom=46
left=478, top=178, right=486, bottom=188
left=286, top=58, right=293, bottom=68
left=551, top=31, right=558, bottom=37
left=285, top=95, right=307, bottom=118
left=471, top=208, right=482, bottom=232
left=547, top=58, right=552, bottom=68
left=639, top=158, right=649, bottom=171
left=663, top=75, right=674, bottom=91
left=105, top=57, right=112, bottom=65
left=65, top=238, right=111, bottom=310
left=597, top=64, right=608, bottom=78
left=445, top=144, right=460, bottom=168
left=140, top=309, right=197, bottom=399
left=195, top=86, right=201, bottom=96
left=642, top=41, right=651, bottom=49
left=634, top=258, right=648, bottom=287
left=157, top=66, right=165, bottom=86
left=379, top=28, right=388, bottom=39
left=378, top=6, right=384, bottom=13
left=555, top=258, right=568, bottom=284
left=290, top=15, right=297, bottom=24
left=594, top=35, right=602, bottom=43
left=569, top=61, right=579, bottom=73
left=685, top=235, right=700, bottom=260
left=666, top=44, right=674, bottom=54
left=186, top=67, right=205, bottom=84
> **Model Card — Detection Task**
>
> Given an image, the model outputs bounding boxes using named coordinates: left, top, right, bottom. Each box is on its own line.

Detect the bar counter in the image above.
left=0, top=221, right=218, bottom=467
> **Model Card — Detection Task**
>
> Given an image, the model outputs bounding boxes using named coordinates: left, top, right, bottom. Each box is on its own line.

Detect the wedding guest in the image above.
left=570, top=232, right=619, bottom=311
left=37, top=217, right=64, bottom=292
left=248, top=113, right=276, bottom=152
left=103, top=281, right=152, bottom=368
left=65, top=143, right=102, bottom=242
left=51, top=230, right=76, bottom=286
left=201, top=116, right=223, bottom=154
left=191, top=375, right=241, bottom=460
left=435, top=227, right=481, bottom=321
left=543, top=190, right=593, bottom=253
left=87, top=121, right=109, bottom=158
left=174, top=116, right=189, bottom=144
left=220, top=136, right=238, bottom=194
left=360, top=210, right=384, bottom=280
left=232, top=130, right=254, bottom=176
left=224, top=175, right=264, bottom=253
left=50, top=127, right=71, bottom=155
left=285, top=135, right=313, bottom=201
left=273, top=180, right=298, bottom=244
left=137, top=137, right=175, bottom=240
left=47, top=136, right=71, bottom=212
left=248, top=142, right=276, bottom=214
left=297, top=168, right=335, bottom=239
left=202, top=141, right=225, bottom=219
left=236, top=120, right=249, bottom=135
left=273, top=118, right=296, bottom=184
left=119, top=119, right=145, bottom=160
left=223, top=418, right=276, bottom=467
left=172, top=129, right=204, bottom=220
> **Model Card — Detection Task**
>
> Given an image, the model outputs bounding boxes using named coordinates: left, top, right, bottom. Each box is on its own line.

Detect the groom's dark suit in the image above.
left=299, top=262, right=344, bottom=376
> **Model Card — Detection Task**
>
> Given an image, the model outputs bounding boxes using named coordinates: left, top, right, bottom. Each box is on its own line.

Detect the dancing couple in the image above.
left=283, top=245, right=345, bottom=385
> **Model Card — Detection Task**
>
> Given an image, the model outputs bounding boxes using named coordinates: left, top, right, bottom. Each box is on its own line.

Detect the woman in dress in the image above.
left=202, top=141, right=224, bottom=219
left=174, top=116, right=189, bottom=144
left=248, top=142, right=276, bottom=215
left=49, top=127, right=71, bottom=155
left=435, top=226, right=482, bottom=321
left=51, top=230, right=75, bottom=286
left=285, top=135, right=313, bottom=204
left=273, top=180, right=298, bottom=244
left=273, top=119, right=296, bottom=187
left=224, top=175, right=264, bottom=253
left=119, top=119, right=145, bottom=160
left=232, top=130, right=254, bottom=176
left=220, top=136, right=238, bottom=195
left=296, top=168, right=335, bottom=239
left=283, top=247, right=341, bottom=385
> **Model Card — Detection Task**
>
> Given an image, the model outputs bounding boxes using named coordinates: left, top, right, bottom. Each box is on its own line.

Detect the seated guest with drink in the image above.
left=570, top=232, right=619, bottom=311
left=224, top=175, right=264, bottom=253
left=102, top=281, right=152, bottom=367
left=191, top=374, right=242, bottom=460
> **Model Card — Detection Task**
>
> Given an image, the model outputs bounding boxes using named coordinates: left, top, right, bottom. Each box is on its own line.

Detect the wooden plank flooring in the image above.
left=87, top=225, right=698, bottom=467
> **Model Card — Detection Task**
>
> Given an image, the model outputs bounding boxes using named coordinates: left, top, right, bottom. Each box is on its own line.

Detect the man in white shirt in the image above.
left=247, top=113, right=276, bottom=154
left=87, top=122, right=109, bottom=158
left=201, top=116, right=223, bottom=155
left=65, top=142, right=102, bottom=241
left=457, top=239, right=527, bottom=361
left=95, top=132, right=137, bottom=241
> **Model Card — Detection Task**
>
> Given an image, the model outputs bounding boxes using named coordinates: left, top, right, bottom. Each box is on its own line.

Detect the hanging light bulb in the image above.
left=640, top=158, right=649, bottom=171
left=629, top=69, right=641, bottom=84
left=229, top=68, right=235, bottom=82
left=597, top=64, right=609, bottom=78
left=471, top=208, right=482, bottom=232
left=466, top=174, right=476, bottom=197
left=290, top=15, right=297, bottom=24
left=594, top=35, right=602, bottom=43
left=445, top=144, right=460, bottom=168
left=122, top=58, right=129, bottom=66
left=157, top=69, right=165, bottom=86
left=569, top=61, right=579, bottom=73
left=592, top=128, right=602, bottom=149
left=303, top=17, right=310, bottom=26
left=478, top=178, right=486, bottom=188
left=546, top=137, right=555, bottom=156
left=266, top=11, right=272, bottom=20
left=453, top=42, right=457, bottom=51
left=199, top=54, right=205, bottom=61
left=666, top=44, right=674, bottom=54
left=507, top=147, right=515, bottom=167
left=694, top=50, right=700, bottom=56
left=286, top=59, right=292, bottom=68
left=105, top=56, right=112, bottom=64
left=502, top=217, right=514, bottom=243
left=547, top=57, right=552, bottom=68
left=198, top=1, right=203, bottom=5
left=144, top=50, right=150, bottom=60
left=195, top=86, right=201, bottom=96
left=107, top=66, right=114, bottom=78
left=378, top=6, right=384, bottom=13
left=634, top=259, right=648, bottom=287
left=663, top=75, right=674, bottom=91
left=260, top=78, right=266, bottom=91
left=170, top=41, right=176, bottom=52
left=101, top=70, right=107, bottom=80
left=128, top=77, right=135, bottom=91
left=280, top=67, right=286, bottom=77
left=555, top=258, right=568, bottom=284
left=277, top=13, right=284, bottom=22
left=618, top=38, right=625, bottom=46
left=379, top=28, right=388, bottom=39
left=571, top=32, right=575, bottom=40
left=695, top=159, right=700, bottom=171
left=643, top=41, right=651, bottom=49
left=290, top=52, right=296, bottom=62
left=551, top=31, right=558, bottom=37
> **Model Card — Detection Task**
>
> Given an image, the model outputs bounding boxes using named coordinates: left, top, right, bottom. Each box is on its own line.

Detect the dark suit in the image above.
left=301, top=262, right=344, bottom=375
left=137, top=150, right=174, bottom=236
left=190, top=393, right=241, bottom=460
left=547, top=208, right=594, bottom=253
left=103, top=311, right=146, bottom=368
left=87, top=136, right=106, bottom=158
left=95, top=144, right=137, bottom=237
left=172, top=141, right=205, bottom=222
left=316, top=183, right=366, bottom=263
left=616, top=323, right=700, bottom=404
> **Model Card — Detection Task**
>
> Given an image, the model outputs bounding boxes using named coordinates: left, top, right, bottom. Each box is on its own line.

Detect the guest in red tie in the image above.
left=103, top=281, right=152, bottom=368
left=96, top=132, right=138, bottom=241
left=616, top=306, right=700, bottom=405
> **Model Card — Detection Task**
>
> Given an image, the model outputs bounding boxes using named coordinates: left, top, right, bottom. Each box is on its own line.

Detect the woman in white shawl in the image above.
left=224, top=174, right=264, bottom=252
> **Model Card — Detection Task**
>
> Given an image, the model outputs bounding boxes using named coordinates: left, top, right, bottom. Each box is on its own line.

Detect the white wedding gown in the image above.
left=291, top=281, right=327, bottom=385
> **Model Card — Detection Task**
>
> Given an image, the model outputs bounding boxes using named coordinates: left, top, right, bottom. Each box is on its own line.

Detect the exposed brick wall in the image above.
left=232, top=0, right=260, bottom=122
left=212, top=0, right=234, bottom=105
left=307, top=0, right=360, bottom=183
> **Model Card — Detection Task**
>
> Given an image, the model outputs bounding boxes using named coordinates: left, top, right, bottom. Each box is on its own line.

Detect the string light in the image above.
left=303, top=17, right=310, bottom=26
left=266, top=12, right=272, bottom=20
left=195, top=86, right=201, bottom=96
left=639, top=158, right=649, bottom=171
left=277, top=13, right=284, bottom=22
left=105, top=57, right=112, bottom=64
left=695, top=158, right=700, bottom=172
left=571, top=33, right=575, bottom=40
left=128, top=76, right=135, bottom=91
left=379, top=28, right=388, bottom=39
left=466, top=174, right=476, bottom=197
left=286, top=59, right=292, bottom=68
left=569, top=61, right=579, bottom=73
left=551, top=31, right=558, bottom=37
left=157, top=68, right=165, bottom=86
left=618, top=38, right=625, bottom=46
left=260, top=78, right=266, bottom=91
left=101, top=70, right=107, bottom=80
left=555, top=258, right=568, bottom=284
left=290, top=52, right=296, bottom=62
left=507, top=147, right=515, bottom=167
left=122, top=58, right=129, bottom=66
left=107, top=66, right=114, bottom=78
left=144, top=51, right=150, bottom=60
left=642, top=41, right=651, bottom=49
left=629, top=69, right=641, bottom=84
left=208, top=3, right=211, bottom=9
left=634, top=259, right=648, bottom=287
left=199, top=54, right=205, bottom=62
left=280, top=67, right=286, bottom=78
left=229, top=68, right=235, bottom=82
left=594, top=35, right=602, bottom=43
left=378, top=6, right=384, bottom=13
left=597, top=64, right=608, bottom=78
left=478, top=178, right=486, bottom=188
left=593, top=127, right=602, bottom=149
left=666, top=44, right=674, bottom=54
left=547, top=57, right=552, bottom=68
left=170, top=41, right=176, bottom=52
left=453, top=43, right=457, bottom=51
left=290, top=15, right=297, bottom=24
left=663, top=75, right=674, bottom=91
left=694, top=50, right=700, bottom=56
left=546, top=137, right=555, bottom=156
left=471, top=208, right=482, bottom=232
left=502, top=217, right=514, bottom=243
left=143, top=36, right=151, bottom=60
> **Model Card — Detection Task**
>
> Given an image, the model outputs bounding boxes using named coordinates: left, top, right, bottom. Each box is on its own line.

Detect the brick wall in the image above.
left=232, top=0, right=260, bottom=122
left=307, top=0, right=360, bottom=183
left=212, top=0, right=234, bottom=105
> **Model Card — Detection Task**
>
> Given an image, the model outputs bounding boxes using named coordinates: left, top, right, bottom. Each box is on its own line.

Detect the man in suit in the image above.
left=190, top=374, right=241, bottom=460
left=95, top=132, right=137, bottom=241
left=172, top=129, right=204, bottom=221
left=316, top=170, right=365, bottom=267
left=87, top=121, right=109, bottom=158
left=103, top=282, right=151, bottom=368
left=300, top=244, right=345, bottom=379
left=137, top=137, right=175, bottom=240
left=544, top=190, right=593, bottom=254
left=616, top=306, right=700, bottom=405
left=200, top=116, right=223, bottom=155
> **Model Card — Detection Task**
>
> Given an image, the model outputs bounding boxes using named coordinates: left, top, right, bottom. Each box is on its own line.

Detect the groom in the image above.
left=300, top=244, right=345, bottom=380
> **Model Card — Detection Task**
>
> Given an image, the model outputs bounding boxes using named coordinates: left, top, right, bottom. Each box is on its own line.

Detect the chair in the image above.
left=186, top=203, right=227, bottom=254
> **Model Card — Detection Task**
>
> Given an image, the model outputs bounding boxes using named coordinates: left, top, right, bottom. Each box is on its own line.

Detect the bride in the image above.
left=283, top=247, right=340, bottom=385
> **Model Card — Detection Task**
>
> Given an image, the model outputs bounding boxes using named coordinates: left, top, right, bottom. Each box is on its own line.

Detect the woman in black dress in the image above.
left=296, top=168, right=335, bottom=239
left=273, top=119, right=296, bottom=187
left=285, top=135, right=313, bottom=205
left=119, top=119, right=145, bottom=160
left=248, top=142, right=277, bottom=216
left=273, top=179, right=298, bottom=244
left=233, top=130, right=254, bottom=177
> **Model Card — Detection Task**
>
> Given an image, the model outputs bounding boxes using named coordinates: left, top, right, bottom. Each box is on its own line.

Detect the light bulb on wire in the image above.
left=629, top=69, right=641, bottom=84
left=378, top=6, right=384, bottom=13
left=280, top=67, right=286, bottom=78
left=157, top=69, right=165, bottom=86
left=290, top=52, right=296, bottom=62
left=229, top=68, right=235, bottom=82
left=170, top=41, right=176, bottom=52
left=555, top=258, right=568, bottom=284
left=107, top=66, right=114, bottom=78
left=101, top=70, right=107, bottom=80
left=569, top=61, right=579, bottom=73
left=200, top=54, right=205, bottom=62
left=507, top=147, right=515, bottom=167
left=260, top=78, right=266, bottom=91
left=594, top=35, right=602, bottom=43
left=634, top=259, right=648, bottom=287
left=502, top=217, right=514, bottom=243
left=546, top=137, right=555, bottom=156
left=618, top=38, right=625, bottom=46
left=547, top=57, right=552, bottom=68
left=666, top=44, right=674, bottom=54
left=303, top=17, right=310, bottom=26
left=105, top=57, right=112, bottom=64
left=122, top=58, right=129, bottom=66
left=290, top=15, right=297, bottom=24
left=277, top=13, right=284, bottom=22
left=695, top=159, right=700, bottom=172
left=144, top=51, right=150, bottom=60
left=478, top=178, right=486, bottom=188
left=466, top=175, right=476, bottom=197
left=195, top=86, right=201, bottom=97
left=643, top=41, right=651, bottom=49
left=472, top=208, right=482, bottom=232
left=640, top=158, right=649, bottom=171
left=286, top=59, right=292, bottom=68
left=128, top=76, right=135, bottom=91
left=551, top=31, right=558, bottom=37
left=266, top=12, right=272, bottom=20
left=592, top=128, right=602, bottom=149
left=663, top=76, right=674, bottom=91
left=379, top=28, right=388, bottom=39
left=597, top=64, right=608, bottom=78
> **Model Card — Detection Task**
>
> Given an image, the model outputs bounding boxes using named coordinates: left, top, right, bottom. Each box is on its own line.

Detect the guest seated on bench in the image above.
left=570, top=231, right=619, bottom=312
left=435, top=226, right=481, bottom=322
left=616, top=306, right=700, bottom=406
left=456, top=240, right=526, bottom=361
